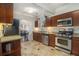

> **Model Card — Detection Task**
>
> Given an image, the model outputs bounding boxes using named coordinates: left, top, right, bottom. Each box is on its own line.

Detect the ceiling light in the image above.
left=24, top=7, right=37, bottom=13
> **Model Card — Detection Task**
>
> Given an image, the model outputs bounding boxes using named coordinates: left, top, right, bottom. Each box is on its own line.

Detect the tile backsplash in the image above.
left=0, top=23, right=12, bottom=37
left=34, top=27, right=58, bottom=33
left=73, top=27, right=79, bottom=34
left=0, top=23, right=4, bottom=30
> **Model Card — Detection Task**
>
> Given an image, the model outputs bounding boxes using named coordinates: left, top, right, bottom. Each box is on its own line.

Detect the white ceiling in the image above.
left=14, top=3, right=79, bottom=20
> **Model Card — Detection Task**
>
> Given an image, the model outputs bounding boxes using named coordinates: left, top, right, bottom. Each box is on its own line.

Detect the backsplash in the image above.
left=0, top=23, right=12, bottom=30
left=34, top=26, right=79, bottom=35
left=0, top=23, right=4, bottom=30
left=0, top=23, right=12, bottom=37
left=34, top=27, right=58, bottom=33
left=73, top=27, right=79, bottom=34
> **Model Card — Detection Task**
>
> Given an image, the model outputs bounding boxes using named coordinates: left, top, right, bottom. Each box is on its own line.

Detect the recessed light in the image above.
left=24, top=7, right=37, bottom=13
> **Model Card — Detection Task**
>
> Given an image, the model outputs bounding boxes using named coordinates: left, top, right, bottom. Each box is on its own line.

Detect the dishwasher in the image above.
left=42, top=34, right=49, bottom=45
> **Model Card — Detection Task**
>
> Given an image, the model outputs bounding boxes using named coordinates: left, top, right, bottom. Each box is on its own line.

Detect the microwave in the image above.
left=57, top=18, right=72, bottom=27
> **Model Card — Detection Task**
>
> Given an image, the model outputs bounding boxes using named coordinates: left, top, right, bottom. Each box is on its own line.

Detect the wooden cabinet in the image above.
left=51, top=12, right=72, bottom=26
left=35, top=10, right=79, bottom=27
left=44, top=19, right=52, bottom=27
left=38, top=33, right=42, bottom=42
left=50, top=10, right=79, bottom=26
left=72, top=37, right=79, bottom=55
left=0, top=44, right=2, bottom=55
left=72, top=10, right=79, bottom=26
left=35, top=20, right=38, bottom=27
left=51, top=17, right=57, bottom=26
left=33, top=32, right=55, bottom=47
left=0, top=39, right=21, bottom=56
left=33, top=32, right=42, bottom=42
left=44, top=16, right=53, bottom=27
left=61, top=12, right=72, bottom=19
left=0, top=3, right=13, bottom=23
left=33, top=32, right=37, bottom=41
left=0, top=4, right=5, bottom=18
left=5, top=4, right=13, bottom=18
left=48, top=34, right=55, bottom=47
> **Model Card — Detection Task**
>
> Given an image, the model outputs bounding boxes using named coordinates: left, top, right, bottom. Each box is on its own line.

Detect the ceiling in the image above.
left=14, top=3, right=66, bottom=17
left=14, top=3, right=79, bottom=20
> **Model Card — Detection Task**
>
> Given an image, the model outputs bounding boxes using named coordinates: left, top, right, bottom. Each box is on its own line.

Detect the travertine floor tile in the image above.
left=21, top=40, right=70, bottom=56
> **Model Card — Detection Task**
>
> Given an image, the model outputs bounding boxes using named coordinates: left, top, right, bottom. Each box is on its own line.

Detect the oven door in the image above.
left=55, top=37, right=71, bottom=50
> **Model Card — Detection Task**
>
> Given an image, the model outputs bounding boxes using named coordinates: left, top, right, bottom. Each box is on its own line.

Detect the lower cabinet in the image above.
left=33, top=32, right=55, bottom=47
left=0, top=44, right=2, bottom=55
left=48, top=34, right=55, bottom=47
left=72, top=37, right=79, bottom=55
left=33, top=32, right=42, bottom=42
left=0, top=39, right=21, bottom=56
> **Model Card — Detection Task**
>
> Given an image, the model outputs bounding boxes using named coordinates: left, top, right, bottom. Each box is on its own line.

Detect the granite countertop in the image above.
left=0, top=35, right=22, bottom=43
left=33, top=31, right=79, bottom=37
left=33, top=31, right=57, bottom=35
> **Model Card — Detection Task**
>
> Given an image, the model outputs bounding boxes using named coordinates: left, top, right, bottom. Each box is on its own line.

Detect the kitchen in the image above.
left=0, top=3, right=79, bottom=56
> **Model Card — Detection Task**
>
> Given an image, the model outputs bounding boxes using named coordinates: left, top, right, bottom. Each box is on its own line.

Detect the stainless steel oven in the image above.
left=55, top=27, right=73, bottom=53
left=57, top=17, right=72, bottom=27
left=55, top=37, right=71, bottom=51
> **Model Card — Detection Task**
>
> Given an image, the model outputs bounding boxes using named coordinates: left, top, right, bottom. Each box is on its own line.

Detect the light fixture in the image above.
left=34, top=27, right=39, bottom=32
left=46, top=27, right=52, bottom=33
left=24, top=7, right=37, bottom=13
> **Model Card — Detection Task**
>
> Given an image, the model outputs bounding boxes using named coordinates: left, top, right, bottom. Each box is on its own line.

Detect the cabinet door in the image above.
left=48, top=34, right=55, bottom=47
left=33, top=32, right=38, bottom=41
left=33, top=32, right=42, bottom=42
left=5, top=4, right=13, bottom=18
left=60, top=12, right=72, bottom=19
left=51, top=17, right=57, bottom=26
left=37, top=33, right=42, bottom=42
left=44, top=19, right=52, bottom=27
left=33, top=32, right=36, bottom=41
left=72, top=37, right=79, bottom=55
left=35, top=20, right=38, bottom=27
left=0, top=17, right=5, bottom=23
left=72, top=10, right=79, bottom=26
left=0, top=3, right=13, bottom=23
left=0, top=4, right=6, bottom=18
left=5, top=3, right=13, bottom=23
left=6, top=18, right=12, bottom=23
left=0, top=43, right=2, bottom=56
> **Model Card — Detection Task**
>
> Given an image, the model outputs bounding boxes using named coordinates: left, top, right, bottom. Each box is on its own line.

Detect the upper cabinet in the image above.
left=51, top=10, right=79, bottom=26
left=0, top=4, right=5, bottom=18
left=72, top=10, right=79, bottom=26
left=35, top=20, right=38, bottom=27
left=34, top=10, right=79, bottom=27
left=61, top=12, right=72, bottom=19
left=5, top=4, right=13, bottom=18
left=44, top=19, right=52, bottom=27
left=44, top=16, right=52, bottom=27
left=0, top=3, right=13, bottom=23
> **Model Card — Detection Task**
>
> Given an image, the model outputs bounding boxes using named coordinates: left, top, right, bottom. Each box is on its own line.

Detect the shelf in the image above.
left=2, top=48, right=20, bottom=56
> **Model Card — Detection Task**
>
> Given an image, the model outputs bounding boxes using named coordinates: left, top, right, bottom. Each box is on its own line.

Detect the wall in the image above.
left=55, top=4, right=79, bottom=15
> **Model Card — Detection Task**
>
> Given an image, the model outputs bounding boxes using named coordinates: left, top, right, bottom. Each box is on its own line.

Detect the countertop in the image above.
left=0, top=35, right=22, bottom=43
left=33, top=31, right=79, bottom=37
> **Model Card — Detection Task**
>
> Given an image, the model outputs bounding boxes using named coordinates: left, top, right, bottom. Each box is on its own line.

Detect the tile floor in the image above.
left=21, top=40, right=71, bottom=56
